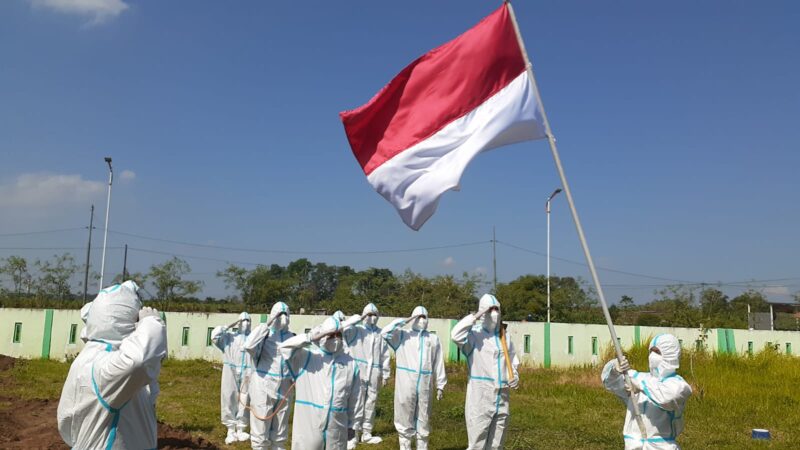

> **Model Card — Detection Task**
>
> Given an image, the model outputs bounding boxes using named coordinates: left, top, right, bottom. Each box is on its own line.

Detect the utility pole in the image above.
left=123, top=244, right=128, bottom=280
left=83, top=205, right=95, bottom=302
left=99, top=157, right=113, bottom=290
left=492, top=226, right=497, bottom=294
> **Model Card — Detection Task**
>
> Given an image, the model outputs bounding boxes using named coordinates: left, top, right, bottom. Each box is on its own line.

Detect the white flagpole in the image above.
left=505, top=1, right=648, bottom=437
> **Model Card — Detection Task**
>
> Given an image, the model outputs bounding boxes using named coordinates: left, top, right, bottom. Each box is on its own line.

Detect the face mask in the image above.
left=649, top=351, right=663, bottom=377
left=365, top=315, right=378, bottom=326
left=484, top=310, right=500, bottom=329
left=412, top=317, right=428, bottom=331
left=323, top=336, right=343, bottom=354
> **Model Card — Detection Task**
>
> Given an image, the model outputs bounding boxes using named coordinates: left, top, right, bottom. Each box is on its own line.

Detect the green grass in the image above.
left=4, top=349, right=800, bottom=449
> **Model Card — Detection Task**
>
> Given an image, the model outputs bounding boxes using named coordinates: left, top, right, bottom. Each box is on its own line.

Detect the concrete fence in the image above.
left=1, top=308, right=798, bottom=367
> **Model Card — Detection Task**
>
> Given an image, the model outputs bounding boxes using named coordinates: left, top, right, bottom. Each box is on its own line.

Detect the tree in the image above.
left=112, top=272, right=148, bottom=288
left=148, top=257, right=202, bottom=309
left=35, top=253, right=79, bottom=300
left=217, top=264, right=250, bottom=301
left=0, top=255, right=30, bottom=295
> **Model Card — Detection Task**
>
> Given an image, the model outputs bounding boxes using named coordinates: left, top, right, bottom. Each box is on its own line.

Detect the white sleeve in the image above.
left=381, top=318, right=406, bottom=351
left=451, top=315, right=476, bottom=356
left=628, top=371, right=692, bottom=411
left=211, top=325, right=229, bottom=352
left=380, top=339, right=391, bottom=380
left=601, top=359, right=628, bottom=401
left=94, top=316, right=167, bottom=408
left=432, top=336, right=447, bottom=391
left=279, top=333, right=315, bottom=379
left=244, top=324, right=270, bottom=356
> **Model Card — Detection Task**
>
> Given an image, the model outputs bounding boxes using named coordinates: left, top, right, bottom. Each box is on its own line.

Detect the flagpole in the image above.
left=505, top=1, right=647, bottom=436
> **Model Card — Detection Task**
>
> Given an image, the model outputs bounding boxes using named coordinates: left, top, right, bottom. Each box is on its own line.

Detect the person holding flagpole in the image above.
left=341, top=0, right=646, bottom=438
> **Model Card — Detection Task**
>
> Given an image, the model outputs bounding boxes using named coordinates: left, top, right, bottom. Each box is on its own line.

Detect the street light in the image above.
left=99, top=157, right=113, bottom=290
left=546, top=188, right=562, bottom=323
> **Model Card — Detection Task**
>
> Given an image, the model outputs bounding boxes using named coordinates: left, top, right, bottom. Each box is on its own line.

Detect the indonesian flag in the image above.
left=340, top=4, right=547, bottom=230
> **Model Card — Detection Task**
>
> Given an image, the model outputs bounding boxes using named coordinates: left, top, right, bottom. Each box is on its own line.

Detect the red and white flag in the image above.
left=340, top=4, right=547, bottom=230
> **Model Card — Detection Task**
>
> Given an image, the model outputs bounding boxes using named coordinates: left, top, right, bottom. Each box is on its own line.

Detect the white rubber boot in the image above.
left=361, top=431, right=383, bottom=444
left=399, top=436, right=412, bottom=450
left=224, top=427, right=237, bottom=445
left=417, top=436, right=429, bottom=450
left=235, top=424, right=250, bottom=442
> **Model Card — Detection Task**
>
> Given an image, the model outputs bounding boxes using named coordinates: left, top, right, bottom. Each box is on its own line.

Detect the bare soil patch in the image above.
left=0, top=355, right=218, bottom=449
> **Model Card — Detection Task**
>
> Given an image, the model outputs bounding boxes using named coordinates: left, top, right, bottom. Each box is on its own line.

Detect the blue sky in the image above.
left=1, top=1, right=799, bottom=303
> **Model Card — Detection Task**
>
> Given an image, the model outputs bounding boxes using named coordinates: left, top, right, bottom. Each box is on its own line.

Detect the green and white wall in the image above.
left=1, top=308, right=798, bottom=366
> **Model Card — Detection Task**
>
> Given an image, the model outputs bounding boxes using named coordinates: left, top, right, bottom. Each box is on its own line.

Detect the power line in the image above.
left=110, top=229, right=489, bottom=255
left=0, top=227, right=85, bottom=237
left=0, top=246, right=125, bottom=251
left=495, top=240, right=699, bottom=284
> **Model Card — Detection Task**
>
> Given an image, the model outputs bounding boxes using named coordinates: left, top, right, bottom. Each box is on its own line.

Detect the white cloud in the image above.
left=29, top=0, right=129, bottom=25
left=763, top=286, right=790, bottom=296
left=0, top=173, right=104, bottom=208
left=119, top=169, right=136, bottom=182
left=442, top=256, right=455, bottom=268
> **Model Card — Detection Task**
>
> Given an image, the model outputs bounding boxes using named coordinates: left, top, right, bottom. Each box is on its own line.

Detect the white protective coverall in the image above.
left=212, top=312, right=253, bottom=442
left=601, top=333, right=692, bottom=450
left=342, top=303, right=391, bottom=444
left=451, top=294, right=520, bottom=450
left=279, top=315, right=362, bottom=450
left=381, top=306, right=447, bottom=450
left=244, top=302, right=295, bottom=450
left=57, top=281, right=167, bottom=450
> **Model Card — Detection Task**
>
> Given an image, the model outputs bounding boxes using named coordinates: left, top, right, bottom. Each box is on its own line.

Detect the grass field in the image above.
left=3, top=345, right=799, bottom=449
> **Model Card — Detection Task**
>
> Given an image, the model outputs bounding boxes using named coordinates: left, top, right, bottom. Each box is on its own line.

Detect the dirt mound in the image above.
left=0, top=355, right=16, bottom=371
left=158, top=422, right=219, bottom=449
left=0, top=396, right=219, bottom=449
left=0, top=354, right=218, bottom=449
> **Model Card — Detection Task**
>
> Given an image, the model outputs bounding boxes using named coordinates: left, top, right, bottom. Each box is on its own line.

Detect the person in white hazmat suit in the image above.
left=451, top=294, right=520, bottom=450
left=244, top=302, right=295, bottom=450
left=342, top=303, right=391, bottom=447
left=601, top=333, right=692, bottom=450
left=381, top=306, right=447, bottom=450
left=211, top=312, right=254, bottom=444
left=57, top=281, right=167, bottom=450
left=279, top=314, right=363, bottom=450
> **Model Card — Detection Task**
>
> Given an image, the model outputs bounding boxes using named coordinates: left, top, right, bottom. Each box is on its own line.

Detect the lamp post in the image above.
left=99, top=157, right=113, bottom=290
left=546, top=188, right=562, bottom=323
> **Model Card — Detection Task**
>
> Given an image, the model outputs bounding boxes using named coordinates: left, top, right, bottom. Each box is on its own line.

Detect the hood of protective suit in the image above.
left=649, top=334, right=680, bottom=378
left=81, top=281, right=141, bottom=344
left=270, top=301, right=290, bottom=330
left=362, top=303, right=379, bottom=316
left=319, top=316, right=343, bottom=355
left=332, top=310, right=346, bottom=322
left=411, top=305, right=428, bottom=331
left=363, top=303, right=379, bottom=327
left=479, top=294, right=501, bottom=331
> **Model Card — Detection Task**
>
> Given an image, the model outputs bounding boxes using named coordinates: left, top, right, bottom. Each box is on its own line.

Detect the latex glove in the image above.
left=436, top=389, right=443, bottom=401
left=508, top=376, right=520, bottom=389
left=139, top=306, right=160, bottom=322
left=624, top=380, right=641, bottom=394
left=614, top=356, right=631, bottom=374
